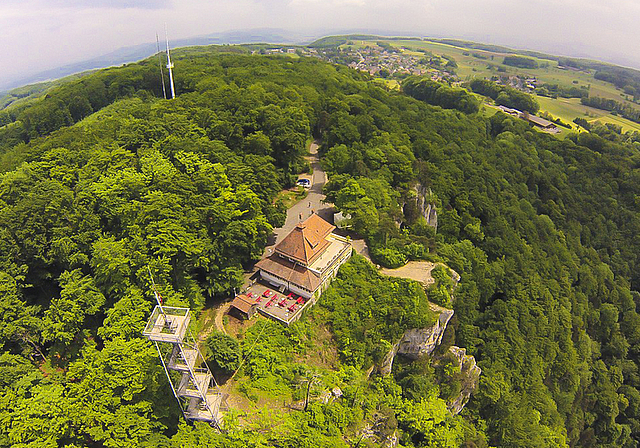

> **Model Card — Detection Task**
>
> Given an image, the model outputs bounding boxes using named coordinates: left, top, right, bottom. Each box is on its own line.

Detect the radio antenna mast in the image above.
left=156, top=32, right=167, bottom=100
left=165, top=24, right=176, bottom=99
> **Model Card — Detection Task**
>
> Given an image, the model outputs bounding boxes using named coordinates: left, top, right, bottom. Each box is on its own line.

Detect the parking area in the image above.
left=242, top=281, right=313, bottom=325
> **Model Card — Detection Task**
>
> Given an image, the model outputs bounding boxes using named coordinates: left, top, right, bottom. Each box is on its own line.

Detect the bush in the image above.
left=573, top=117, right=591, bottom=131
left=411, top=218, right=437, bottom=238
left=371, top=247, right=406, bottom=268
left=404, top=242, right=429, bottom=260
left=428, top=284, right=452, bottom=307
left=206, top=332, right=241, bottom=373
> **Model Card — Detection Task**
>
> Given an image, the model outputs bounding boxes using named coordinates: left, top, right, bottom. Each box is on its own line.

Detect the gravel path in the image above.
left=379, top=261, right=439, bottom=286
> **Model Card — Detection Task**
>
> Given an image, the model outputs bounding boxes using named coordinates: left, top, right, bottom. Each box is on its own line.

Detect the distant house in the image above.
left=255, top=213, right=352, bottom=301
left=520, top=112, right=556, bottom=130
left=230, top=294, right=257, bottom=320
left=497, top=105, right=521, bottom=117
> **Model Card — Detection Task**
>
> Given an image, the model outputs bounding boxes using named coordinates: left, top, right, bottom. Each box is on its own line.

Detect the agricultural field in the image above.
left=535, top=95, right=640, bottom=133
left=378, top=38, right=639, bottom=106
left=338, top=37, right=640, bottom=135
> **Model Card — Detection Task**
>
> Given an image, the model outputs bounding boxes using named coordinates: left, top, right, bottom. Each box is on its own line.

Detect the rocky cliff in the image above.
left=379, top=302, right=480, bottom=415
left=380, top=302, right=454, bottom=375
left=447, top=346, right=481, bottom=415
left=415, top=183, right=438, bottom=231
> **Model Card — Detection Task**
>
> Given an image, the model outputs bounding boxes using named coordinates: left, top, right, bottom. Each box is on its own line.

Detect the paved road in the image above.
left=263, top=140, right=333, bottom=255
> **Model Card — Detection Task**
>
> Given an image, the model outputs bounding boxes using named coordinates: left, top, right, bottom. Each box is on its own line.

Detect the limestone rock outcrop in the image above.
left=380, top=303, right=454, bottom=375
left=415, top=183, right=438, bottom=231
left=379, top=302, right=480, bottom=415
left=447, top=346, right=481, bottom=415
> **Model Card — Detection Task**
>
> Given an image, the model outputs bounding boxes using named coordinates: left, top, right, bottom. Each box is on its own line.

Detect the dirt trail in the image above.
left=197, top=302, right=230, bottom=344
left=213, top=303, right=230, bottom=335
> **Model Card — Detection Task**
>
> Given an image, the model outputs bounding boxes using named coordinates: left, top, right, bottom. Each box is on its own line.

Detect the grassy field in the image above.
left=386, top=38, right=639, bottom=109
left=276, top=187, right=308, bottom=209
left=536, top=95, right=640, bottom=133
left=372, top=78, right=400, bottom=90
left=589, top=114, right=640, bottom=133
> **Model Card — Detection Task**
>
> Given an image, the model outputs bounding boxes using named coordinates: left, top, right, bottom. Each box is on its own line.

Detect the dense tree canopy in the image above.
left=1, top=48, right=640, bottom=447
left=470, top=78, right=540, bottom=113
left=502, top=55, right=539, bottom=69
left=402, top=76, right=480, bottom=114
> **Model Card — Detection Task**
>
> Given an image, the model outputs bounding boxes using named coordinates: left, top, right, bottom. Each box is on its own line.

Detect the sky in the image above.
left=1, top=0, right=639, bottom=89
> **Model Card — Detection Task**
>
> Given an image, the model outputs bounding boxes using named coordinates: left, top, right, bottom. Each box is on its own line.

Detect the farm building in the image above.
left=521, top=112, right=556, bottom=129
left=497, top=105, right=521, bottom=117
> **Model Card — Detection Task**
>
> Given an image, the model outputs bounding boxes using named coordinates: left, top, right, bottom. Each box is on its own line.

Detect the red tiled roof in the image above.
left=275, top=213, right=335, bottom=266
left=255, top=255, right=322, bottom=292
left=231, top=295, right=256, bottom=314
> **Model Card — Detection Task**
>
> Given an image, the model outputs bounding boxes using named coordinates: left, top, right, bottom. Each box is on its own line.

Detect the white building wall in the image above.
left=260, top=271, right=287, bottom=290
left=259, top=245, right=352, bottom=303
left=289, top=284, right=313, bottom=299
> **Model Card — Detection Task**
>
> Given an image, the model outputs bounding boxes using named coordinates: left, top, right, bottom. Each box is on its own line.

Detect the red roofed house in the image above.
left=255, top=213, right=352, bottom=301
left=230, top=294, right=257, bottom=320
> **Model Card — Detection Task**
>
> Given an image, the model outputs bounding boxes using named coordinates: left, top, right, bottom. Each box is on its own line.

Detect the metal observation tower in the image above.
left=143, top=272, right=226, bottom=427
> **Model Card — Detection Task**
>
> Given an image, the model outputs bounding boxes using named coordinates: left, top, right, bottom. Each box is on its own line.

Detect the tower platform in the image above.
left=143, top=306, right=191, bottom=343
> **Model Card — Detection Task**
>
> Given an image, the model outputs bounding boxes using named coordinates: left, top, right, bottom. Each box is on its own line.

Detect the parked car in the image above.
left=263, top=289, right=273, bottom=298
left=297, top=178, right=311, bottom=188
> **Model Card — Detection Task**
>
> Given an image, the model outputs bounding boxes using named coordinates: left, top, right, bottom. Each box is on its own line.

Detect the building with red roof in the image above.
left=255, top=213, right=352, bottom=300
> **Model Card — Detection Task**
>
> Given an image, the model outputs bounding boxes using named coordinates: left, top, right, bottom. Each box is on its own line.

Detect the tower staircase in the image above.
left=143, top=304, right=227, bottom=427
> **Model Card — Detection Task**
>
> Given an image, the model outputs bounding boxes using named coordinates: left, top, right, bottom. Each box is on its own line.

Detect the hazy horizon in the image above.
left=2, top=0, right=639, bottom=91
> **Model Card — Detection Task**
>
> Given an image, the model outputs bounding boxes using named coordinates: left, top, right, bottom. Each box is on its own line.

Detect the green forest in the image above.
left=1, top=46, right=640, bottom=447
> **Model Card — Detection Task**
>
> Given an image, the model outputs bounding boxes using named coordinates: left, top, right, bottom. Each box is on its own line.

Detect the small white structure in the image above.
left=165, top=26, right=176, bottom=99
left=333, top=211, right=352, bottom=229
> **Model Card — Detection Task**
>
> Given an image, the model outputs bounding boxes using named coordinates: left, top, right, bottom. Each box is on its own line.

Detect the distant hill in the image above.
left=308, top=34, right=422, bottom=48
left=0, top=28, right=319, bottom=93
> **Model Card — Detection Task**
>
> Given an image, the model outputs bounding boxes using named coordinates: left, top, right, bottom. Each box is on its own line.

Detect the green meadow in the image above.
left=340, top=37, right=640, bottom=135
